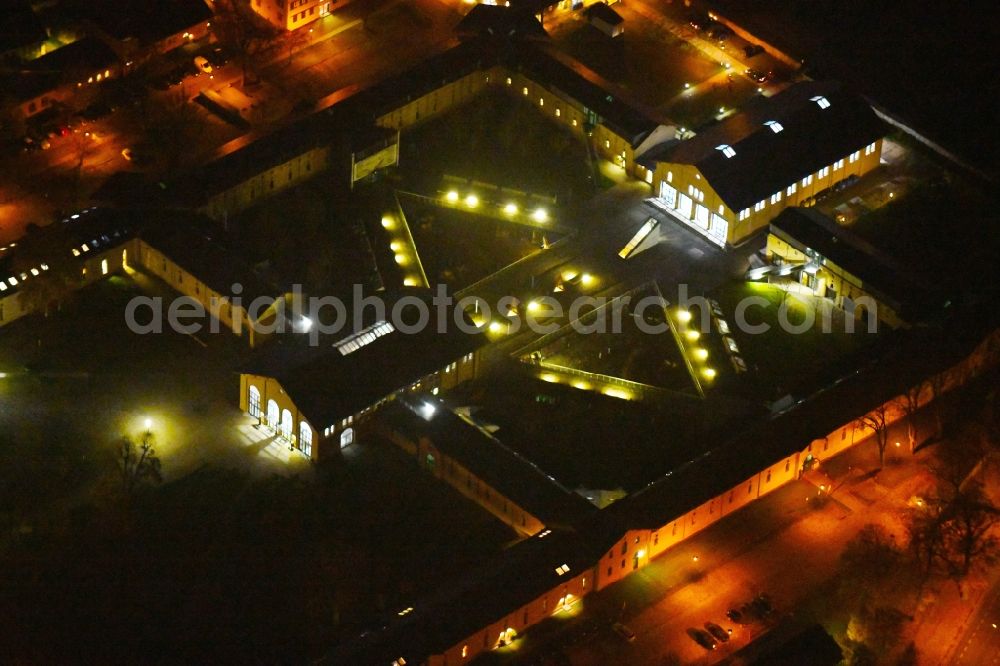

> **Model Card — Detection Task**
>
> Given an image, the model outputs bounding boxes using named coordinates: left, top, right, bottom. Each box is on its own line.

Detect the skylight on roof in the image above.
left=334, top=320, right=395, bottom=356
left=810, top=95, right=831, bottom=109
left=555, top=564, right=571, bottom=576
left=716, top=144, right=736, bottom=158
left=764, top=120, right=784, bottom=133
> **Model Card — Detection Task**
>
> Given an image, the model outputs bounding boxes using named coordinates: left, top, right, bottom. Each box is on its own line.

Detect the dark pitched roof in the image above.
left=585, top=2, right=624, bottom=25
left=242, top=291, right=488, bottom=428
left=514, top=42, right=660, bottom=146
left=64, top=0, right=212, bottom=45
left=456, top=4, right=549, bottom=40
left=661, top=81, right=886, bottom=211
left=0, top=1, right=46, bottom=54
left=325, top=514, right=621, bottom=665
left=0, top=208, right=135, bottom=299
left=616, top=327, right=970, bottom=531
left=770, top=207, right=930, bottom=318
left=138, top=218, right=280, bottom=304
left=379, top=396, right=595, bottom=528
left=168, top=40, right=494, bottom=205
left=731, top=623, right=843, bottom=665
left=28, top=37, right=119, bottom=74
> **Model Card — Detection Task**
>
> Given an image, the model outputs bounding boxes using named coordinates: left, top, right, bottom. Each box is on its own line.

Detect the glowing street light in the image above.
left=531, top=208, right=549, bottom=223
left=685, top=330, right=700, bottom=341
left=503, top=202, right=518, bottom=215
left=464, top=194, right=479, bottom=208
left=394, top=253, right=407, bottom=265
left=702, top=367, right=717, bottom=379
left=693, top=348, right=709, bottom=361
left=143, top=417, right=153, bottom=431
left=526, top=299, right=541, bottom=313
left=381, top=216, right=393, bottom=229
left=580, top=273, right=594, bottom=287
left=676, top=308, right=692, bottom=323
left=445, top=190, right=459, bottom=203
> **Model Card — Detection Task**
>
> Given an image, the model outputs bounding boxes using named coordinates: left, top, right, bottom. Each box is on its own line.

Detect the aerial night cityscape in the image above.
left=1, top=0, right=998, bottom=664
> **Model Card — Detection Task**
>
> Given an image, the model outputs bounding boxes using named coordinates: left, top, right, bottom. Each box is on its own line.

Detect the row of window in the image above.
left=736, top=142, right=877, bottom=219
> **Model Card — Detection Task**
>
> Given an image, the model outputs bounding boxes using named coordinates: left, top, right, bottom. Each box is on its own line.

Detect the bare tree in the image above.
left=941, top=483, right=999, bottom=578
left=211, top=0, right=279, bottom=85
left=899, top=384, right=924, bottom=453
left=857, top=401, right=892, bottom=467
left=117, top=431, right=163, bottom=498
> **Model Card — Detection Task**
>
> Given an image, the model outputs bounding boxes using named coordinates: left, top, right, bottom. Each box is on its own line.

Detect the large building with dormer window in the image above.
left=639, top=81, right=886, bottom=247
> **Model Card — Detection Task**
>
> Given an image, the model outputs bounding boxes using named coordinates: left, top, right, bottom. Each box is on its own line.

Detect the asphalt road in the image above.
left=949, top=574, right=1000, bottom=666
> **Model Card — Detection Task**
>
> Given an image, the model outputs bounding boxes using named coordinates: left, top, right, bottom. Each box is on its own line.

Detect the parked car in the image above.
left=743, top=44, right=765, bottom=57
left=193, top=55, right=213, bottom=75
left=79, top=101, right=114, bottom=120
left=705, top=622, right=730, bottom=643
left=726, top=608, right=746, bottom=624
left=612, top=622, right=636, bottom=642
left=745, top=68, right=769, bottom=83
left=686, top=627, right=718, bottom=650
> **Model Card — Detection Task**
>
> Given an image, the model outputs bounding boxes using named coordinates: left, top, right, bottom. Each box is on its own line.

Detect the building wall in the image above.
left=251, top=0, right=355, bottom=31
left=765, top=230, right=906, bottom=328
left=240, top=373, right=320, bottom=459
left=134, top=239, right=284, bottom=347
left=498, top=71, right=645, bottom=180
left=0, top=239, right=136, bottom=328
left=202, top=145, right=330, bottom=221
left=429, top=568, right=593, bottom=666
left=651, top=138, right=882, bottom=245
left=413, top=434, right=546, bottom=537
left=375, top=68, right=495, bottom=131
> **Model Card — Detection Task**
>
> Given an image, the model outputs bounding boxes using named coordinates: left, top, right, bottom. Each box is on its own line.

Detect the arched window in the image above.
left=340, top=427, right=354, bottom=449
left=299, top=422, right=312, bottom=457
left=267, top=400, right=279, bottom=429
left=248, top=386, right=261, bottom=418
left=280, top=409, right=293, bottom=441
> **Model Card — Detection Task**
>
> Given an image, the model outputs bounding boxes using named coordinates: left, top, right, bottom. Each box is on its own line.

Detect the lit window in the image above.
left=810, top=95, right=831, bottom=109
left=605, top=140, right=610, bottom=149
left=818, top=166, right=830, bottom=178
left=754, top=200, right=766, bottom=212
left=538, top=98, right=544, bottom=106
left=522, top=86, right=528, bottom=95
left=717, top=204, right=724, bottom=215
left=572, top=119, right=577, bottom=127
left=555, top=108, right=560, bottom=117
left=716, top=144, right=736, bottom=158
left=666, top=171, right=673, bottom=183
left=770, top=191, right=781, bottom=204
left=787, top=183, right=797, bottom=196
left=555, top=564, right=571, bottom=575
left=506, top=77, right=512, bottom=85
left=462, top=645, right=468, bottom=658
left=849, top=151, right=860, bottom=163
left=738, top=209, right=750, bottom=221
left=801, top=174, right=813, bottom=187
left=864, top=141, right=877, bottom=155
left=764, top=120, right=783, bottom=133
left=834, top=158, right=845, bottom=170
left=334, top=320, right=395, bottom=356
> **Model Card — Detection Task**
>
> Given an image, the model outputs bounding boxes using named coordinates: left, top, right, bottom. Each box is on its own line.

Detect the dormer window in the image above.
left=716, top=144, right=736, bottom=158
left=810, top=95, right=831, bottom=109
left=764, top=120, right=783, bottom=133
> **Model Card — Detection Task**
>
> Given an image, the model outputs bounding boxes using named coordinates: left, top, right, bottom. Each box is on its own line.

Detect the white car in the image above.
left=193, top=55, right=213, bottom=75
